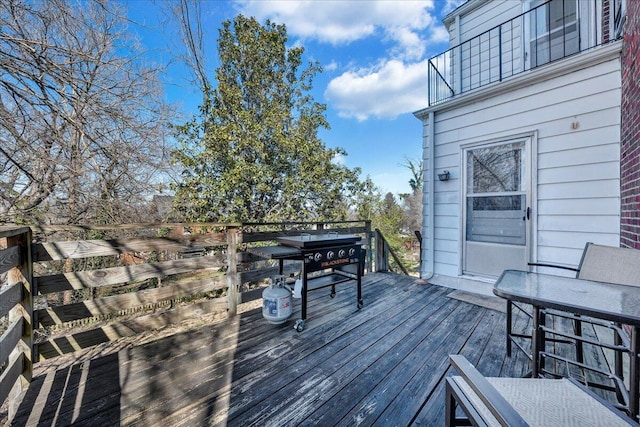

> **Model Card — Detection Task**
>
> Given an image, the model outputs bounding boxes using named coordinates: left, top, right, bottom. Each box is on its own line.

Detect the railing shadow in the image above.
left=11, top=335, right=121, bottom=425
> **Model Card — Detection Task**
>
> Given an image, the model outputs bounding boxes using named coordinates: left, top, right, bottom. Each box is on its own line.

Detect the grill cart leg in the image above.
left=294, top=264, right=308, bottom=332
left=357, top=259, right=363, bottom=309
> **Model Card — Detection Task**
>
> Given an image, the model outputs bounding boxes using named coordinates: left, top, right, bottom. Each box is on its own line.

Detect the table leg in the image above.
left=278, top=259, right=284, bottom=275
left=531, top=306, right=545, bottom=378
left=630, top=327, right=639, bottom=419
left=506, top=301, right=513, bottom=357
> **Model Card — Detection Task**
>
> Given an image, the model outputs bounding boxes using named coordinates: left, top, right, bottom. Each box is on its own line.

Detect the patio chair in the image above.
left=445, top=354, right=635, bottom=427
left=507, top=243, right=640, bottom=383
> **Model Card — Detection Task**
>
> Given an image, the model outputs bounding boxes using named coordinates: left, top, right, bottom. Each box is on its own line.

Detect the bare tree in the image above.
left=402, top=156, right=423, bottom=193
left=0, top=0, right=174, bottom=224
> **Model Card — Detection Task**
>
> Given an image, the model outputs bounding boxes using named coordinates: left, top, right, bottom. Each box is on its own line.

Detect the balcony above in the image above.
left=428, top=0, right=623, bottom=106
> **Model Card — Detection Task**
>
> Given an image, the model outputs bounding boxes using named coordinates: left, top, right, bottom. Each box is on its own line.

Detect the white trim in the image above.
left=459, top=133, right=537, bottom=277
left=421, top=111, right=436, bottom=280
left=442, top=0, right=491, bottom=27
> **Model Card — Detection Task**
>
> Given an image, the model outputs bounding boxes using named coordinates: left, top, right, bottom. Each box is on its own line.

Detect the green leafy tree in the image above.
left=172, top=15, right=363, bottom=222
left=377, top=192, right=405, bottom=237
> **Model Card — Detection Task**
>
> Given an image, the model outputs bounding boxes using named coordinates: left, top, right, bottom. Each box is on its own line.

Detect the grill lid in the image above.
left=277, top=234, right=360, bottom=248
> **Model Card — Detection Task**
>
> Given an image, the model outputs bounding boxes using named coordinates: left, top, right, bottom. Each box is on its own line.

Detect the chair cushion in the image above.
left=451, top=376, right=631, bottom=427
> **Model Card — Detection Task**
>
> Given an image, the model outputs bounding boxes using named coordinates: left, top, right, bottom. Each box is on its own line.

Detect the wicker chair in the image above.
left=445, top=354, right=634, bottom=426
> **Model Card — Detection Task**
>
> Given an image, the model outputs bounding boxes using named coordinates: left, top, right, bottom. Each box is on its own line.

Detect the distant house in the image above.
left=414, top=0, right=631, bottom=285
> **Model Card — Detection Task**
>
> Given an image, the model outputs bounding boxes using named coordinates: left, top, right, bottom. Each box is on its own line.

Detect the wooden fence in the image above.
left=0, top=226, right=33, bottom=418
left=0, top=219, right=411, bottom=417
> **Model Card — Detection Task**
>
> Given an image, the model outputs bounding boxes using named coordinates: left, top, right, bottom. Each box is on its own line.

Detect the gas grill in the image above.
left=250, top=233, right=364, bottom=332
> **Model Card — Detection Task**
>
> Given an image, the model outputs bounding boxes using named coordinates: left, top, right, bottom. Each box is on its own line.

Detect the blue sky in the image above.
left=126, top=0, right=464, bottom=196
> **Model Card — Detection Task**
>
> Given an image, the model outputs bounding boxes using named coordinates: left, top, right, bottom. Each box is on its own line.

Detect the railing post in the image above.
left=427, top=62, right=432, bottom=105
left=498, top=24, right=503, bottom=81
left=7, top=228, right=34, bottom=419
left=374, top=229, right=389, bottom=272
left=226, top=226, right=240, bottom=316
left=364, top=220, right=372, bottom=273
left=455, top=14, right=462, bottom=95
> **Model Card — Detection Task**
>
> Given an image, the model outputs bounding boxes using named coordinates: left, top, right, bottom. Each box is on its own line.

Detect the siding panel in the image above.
left=425, top=53, right=621, bottom=277
left=459, top=1, right=522, bottom=42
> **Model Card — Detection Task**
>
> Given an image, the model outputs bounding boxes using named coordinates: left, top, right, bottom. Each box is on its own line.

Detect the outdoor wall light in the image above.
left=438, top=170, right=450, bottom=181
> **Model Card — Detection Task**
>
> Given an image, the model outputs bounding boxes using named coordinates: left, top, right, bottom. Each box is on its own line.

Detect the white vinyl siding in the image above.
left=446, top=1, right=524, bottom=99
left=421, top=54, right=621, bottom=277
left=460, top=2, right=524, bottom=92
left=457, top=1, right=522, bottom=43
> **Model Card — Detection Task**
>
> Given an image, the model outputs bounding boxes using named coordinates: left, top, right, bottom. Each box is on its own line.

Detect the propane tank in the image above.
left=262, top=275, right=292, bottom=324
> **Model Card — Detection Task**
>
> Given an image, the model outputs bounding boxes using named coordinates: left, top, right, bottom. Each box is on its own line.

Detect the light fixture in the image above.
left=438, top=170, right=450, bottom=181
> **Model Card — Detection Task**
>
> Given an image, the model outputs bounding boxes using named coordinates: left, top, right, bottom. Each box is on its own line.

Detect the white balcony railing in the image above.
left=428, top=0, right=614, bottom=106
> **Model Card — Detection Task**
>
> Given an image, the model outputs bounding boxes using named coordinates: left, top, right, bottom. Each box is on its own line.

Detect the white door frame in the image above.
left=460, top=132, right=537, bottom=278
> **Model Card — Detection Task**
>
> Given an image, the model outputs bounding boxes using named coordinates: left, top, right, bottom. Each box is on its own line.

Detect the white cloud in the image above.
left=430, top=25, right=450, bottom=44
left=235, top=0, right=448, bottom=121
left=332, top=152, right=346, bottom=165
left=236, top=1, right=377, bottom=44
left=325, top=59, right=428, bottom=121
left=442, top=0, right=466, bottom=16
left=236, top=0, right=440, bottom=60
left=324, top=60, right=338, bottom=72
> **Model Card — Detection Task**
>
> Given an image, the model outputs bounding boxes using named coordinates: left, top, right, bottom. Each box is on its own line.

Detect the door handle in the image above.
left=523, top=207, right=531, bottom=221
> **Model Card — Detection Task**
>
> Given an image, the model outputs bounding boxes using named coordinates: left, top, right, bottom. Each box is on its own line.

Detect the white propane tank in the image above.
left=262, top=275, right=292, bottom=324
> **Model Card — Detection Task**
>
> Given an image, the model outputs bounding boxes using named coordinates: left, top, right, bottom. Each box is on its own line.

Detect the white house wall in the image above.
left=457, top=1, right=521, bottom=43
left=446, top=0, right=521, bottom=45
left=421, top=56, right=621, bottom=278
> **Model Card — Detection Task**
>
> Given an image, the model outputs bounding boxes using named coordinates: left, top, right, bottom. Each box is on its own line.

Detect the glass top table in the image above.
left=494, top=269, right=640, bottom=419
left=493, top=269, right=640, bottom=325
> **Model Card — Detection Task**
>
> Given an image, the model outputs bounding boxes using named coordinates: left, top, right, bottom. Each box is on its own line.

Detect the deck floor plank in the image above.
left=264, top=290, right=464, bottom=427
left=402, top=306, right=504, bottom=426
left=6, top=272, right=618, bottom=427
left=226, top=283, right=452, bottom=426
left=334, top=303, right=485, bottom=427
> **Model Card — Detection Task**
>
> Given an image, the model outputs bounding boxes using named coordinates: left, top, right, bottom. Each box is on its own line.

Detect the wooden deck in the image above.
left=6, top=272, right=568, bottom=426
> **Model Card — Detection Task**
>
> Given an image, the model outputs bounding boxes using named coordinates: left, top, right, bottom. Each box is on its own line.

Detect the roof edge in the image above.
left=442, top=0, right=491, bottom=26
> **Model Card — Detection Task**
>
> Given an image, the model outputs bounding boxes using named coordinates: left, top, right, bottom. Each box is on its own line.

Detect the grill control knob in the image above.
left=314, top=252, right=322, bottom=262
left=349, top=248, right=356, bottom=256
left=338, top=249, right=346, bottom=258
left=327, top=250, right=335, bottom=260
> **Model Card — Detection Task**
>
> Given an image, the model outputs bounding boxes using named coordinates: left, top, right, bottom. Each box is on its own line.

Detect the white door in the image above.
left=463, top=139, right=530, bottom=278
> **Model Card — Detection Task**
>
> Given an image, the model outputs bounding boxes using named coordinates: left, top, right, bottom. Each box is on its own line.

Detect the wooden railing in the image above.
left=374, top=229, right=410, bottom=276
left=0, top=219, right=423, bottom=415
left=0, top=226, right=34, bottom=419
left=1, top=221, right=373, bottom=350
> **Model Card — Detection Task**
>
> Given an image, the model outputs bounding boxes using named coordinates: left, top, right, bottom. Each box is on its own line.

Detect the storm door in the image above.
left=463, top=140, right=530, bottom=278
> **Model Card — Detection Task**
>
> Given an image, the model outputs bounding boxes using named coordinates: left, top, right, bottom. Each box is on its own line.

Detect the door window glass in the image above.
left=466, top=142, right=526, bottom=246
left=467, top=142, right=523, bottom=194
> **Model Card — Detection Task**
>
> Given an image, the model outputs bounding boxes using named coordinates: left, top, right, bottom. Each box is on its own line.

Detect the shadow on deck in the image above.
left=7, top=272, right=600, bottom=426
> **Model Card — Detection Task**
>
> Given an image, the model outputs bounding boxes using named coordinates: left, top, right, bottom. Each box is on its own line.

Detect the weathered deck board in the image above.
left=6, top=272, right=618, bottom=426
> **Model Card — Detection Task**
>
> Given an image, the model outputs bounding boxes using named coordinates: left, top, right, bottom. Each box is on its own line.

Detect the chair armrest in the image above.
left=449, top=355, right=528, bottom=427
left=528, top=262, right=579, bottom=272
